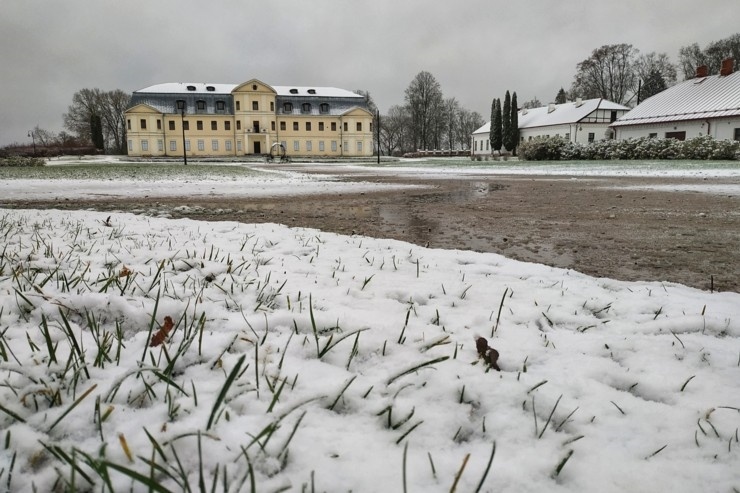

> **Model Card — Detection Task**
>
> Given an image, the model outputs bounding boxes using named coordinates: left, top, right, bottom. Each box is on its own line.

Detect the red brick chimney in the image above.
left=695, top=65, right=709, bottom=78
left=720, top=58, right=735, bottom=76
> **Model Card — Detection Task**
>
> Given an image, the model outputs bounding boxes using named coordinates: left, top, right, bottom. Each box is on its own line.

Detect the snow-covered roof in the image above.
left=518, top=99, right=629, bottom=129
left=272, top=86, right=362, bottom=98
left=472, top=99, right=629, bottom=135
left=136, top=82, right=237, bottom=94
left=612, top=70, right=740, bottom=126
left=134, top=82, right=362, bottom=99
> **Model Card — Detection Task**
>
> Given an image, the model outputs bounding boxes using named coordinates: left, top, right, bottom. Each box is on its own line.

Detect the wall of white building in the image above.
left=614, top=117, right=740, bottom=141
left=519, top=123, right=614, bottom=145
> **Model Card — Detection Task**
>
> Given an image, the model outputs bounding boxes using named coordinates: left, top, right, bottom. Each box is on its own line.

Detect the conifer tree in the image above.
left=90, top=114, right=105, bottom=151
left=502, top=91, right=512, bottom=152
left=555, top=88, right=567, bottom=104
left=509, top=92, right=519, bottom=155
left=490, top=99, right=502, bottom=154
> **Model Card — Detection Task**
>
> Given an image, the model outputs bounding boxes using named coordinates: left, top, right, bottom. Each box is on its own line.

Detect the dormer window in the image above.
left=176, top=100, right=186, bottom=112
left=206, top=86, right=215, bottom=92
left=196, top=100, right=206, bottom=111
left=216, top=100, right=225, bottom=111
left=283, top=102, right=293, bottom=113
left=307, top=89, right=316, bottom=95
left=301, top=103, right=312, bottom=114
left=289, top=88, right=298, bottom=94
left=186, top=85, right=196, bottom=91
left=319, top=103, right=329, bottom=114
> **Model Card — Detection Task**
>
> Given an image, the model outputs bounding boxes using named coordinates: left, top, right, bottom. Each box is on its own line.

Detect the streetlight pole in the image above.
left=177, top=100, right=188, bottom=165
left=28, top=130, right=36, bottom=156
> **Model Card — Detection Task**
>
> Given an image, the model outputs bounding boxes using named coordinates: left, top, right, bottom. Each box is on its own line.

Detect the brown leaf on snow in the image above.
left=149, top=316, right=174, bottom=347
left=119, top=265, right=132, bottom=278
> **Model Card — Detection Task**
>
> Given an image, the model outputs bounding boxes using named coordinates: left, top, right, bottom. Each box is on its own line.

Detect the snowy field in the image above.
left=2, top=156, right=740, bottom=202
left=1, top=158, right=739, bottom=491
left=0, top=206, right=738, bottom=492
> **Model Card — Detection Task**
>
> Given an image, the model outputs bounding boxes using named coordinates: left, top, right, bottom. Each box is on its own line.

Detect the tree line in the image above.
left=10, top=32, right=737, bottom=156
left=378, top=71, right=485, bottom=156
left=557, top=32, right=738, bottom=107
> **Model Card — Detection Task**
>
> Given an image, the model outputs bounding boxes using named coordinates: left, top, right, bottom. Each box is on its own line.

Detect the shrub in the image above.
left=518, top=135, right=740, bottom=161
left=0, top=155, right=46, bottom=167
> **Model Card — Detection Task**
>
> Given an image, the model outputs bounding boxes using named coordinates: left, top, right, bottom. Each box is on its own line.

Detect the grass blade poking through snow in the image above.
left=387, top=356, right=449, bottom=385
left=491, top=287, right=509, bottom=337
left=47, top=384, right=98, bottom=432
left=207, top=354, right=246, bottom=430
left=474, top=442, right=496, bottom=493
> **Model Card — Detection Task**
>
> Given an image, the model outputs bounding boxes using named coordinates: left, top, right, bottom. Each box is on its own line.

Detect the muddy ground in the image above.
left=3, top=168, right=739, bottom=292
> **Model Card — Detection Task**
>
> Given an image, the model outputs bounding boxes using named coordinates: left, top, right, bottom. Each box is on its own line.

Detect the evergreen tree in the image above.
left=555, top=88, right=567, bottom=104
left=509, top=92, right=519, bottom=155
left=502, top=91, right=512, bottom=152
left=491, top=99, right=502, bottom=154
left=90, top=114, right=105, bottom=150
left=640, top=69, right=667, bottom=101
left=489, top=98, right=496, bottom=153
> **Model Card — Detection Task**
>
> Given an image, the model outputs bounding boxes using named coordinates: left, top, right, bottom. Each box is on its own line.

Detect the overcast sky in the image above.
left=1, top=0, right=738, bottom=146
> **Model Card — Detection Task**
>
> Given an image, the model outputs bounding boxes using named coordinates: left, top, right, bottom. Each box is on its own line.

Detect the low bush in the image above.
left=0, top=155, right=46, bottom=167
left=519, top=135, right=740, bottom=161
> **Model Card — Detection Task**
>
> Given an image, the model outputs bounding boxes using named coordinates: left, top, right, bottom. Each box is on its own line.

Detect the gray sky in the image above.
left=1, top=0, right=738, bottom=147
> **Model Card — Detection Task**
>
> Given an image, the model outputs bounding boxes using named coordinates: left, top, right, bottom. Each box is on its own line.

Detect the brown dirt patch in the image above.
left=3, top=169, right=739, bottom=292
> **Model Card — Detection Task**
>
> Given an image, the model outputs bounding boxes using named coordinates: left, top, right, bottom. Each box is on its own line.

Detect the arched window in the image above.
left=283, top=102, right=293, bottom=113
left=301, top=103, right=312, bottom=114
left=319, top=103, right=329, bottom=114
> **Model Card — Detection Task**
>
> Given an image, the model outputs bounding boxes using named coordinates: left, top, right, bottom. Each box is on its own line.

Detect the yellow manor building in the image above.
left=124, top=78, right=374, bottom=158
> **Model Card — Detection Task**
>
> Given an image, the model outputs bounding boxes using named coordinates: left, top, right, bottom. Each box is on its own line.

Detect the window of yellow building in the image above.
left=197, top=121, right=203, bottom=131
left=293, top=122, right=298, bottom=131
left=319, top=122, right=324, bottom=131
left=225, top=121, right=231, bottom=131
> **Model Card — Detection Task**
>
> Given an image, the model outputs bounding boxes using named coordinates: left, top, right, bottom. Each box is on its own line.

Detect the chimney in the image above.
left=696, top=65, right=709, bottom=78
left=720, top=58, right=734, bottom=76
left=547, top=103, right=556, bottom=113
left=575, top=97, right=583, bottom=107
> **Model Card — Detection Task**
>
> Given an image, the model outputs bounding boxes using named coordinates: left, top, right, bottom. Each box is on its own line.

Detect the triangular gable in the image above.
left=125, top=103, right=162, bottom=115
left=232, top=79, right=277, bottom=94
left=340, top=106, right=373, bottom=118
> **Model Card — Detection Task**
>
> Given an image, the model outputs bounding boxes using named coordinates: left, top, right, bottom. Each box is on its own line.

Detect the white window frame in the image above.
left=198, top=140, right=205, bottom=151
left=212, top=140, right=219, bottom=151
left=170, top=140, right=177, bottom=151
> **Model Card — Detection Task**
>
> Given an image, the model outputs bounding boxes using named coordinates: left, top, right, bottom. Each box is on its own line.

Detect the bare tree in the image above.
left=63, top=88, right=131, bottom=154
left=99, top=90, right=130, bottom=154
left=635, top=52, right=677, bottom=88
left=678, top=43, right=707, bottom=79
left=455, top=109, right=484, bottom=150
left=521, top=97, right=543, bottom=109
left=404, top=71, right=444, bottom=150
left=442, top=97, right=460, bottom=149
left=379, top=105, right=411, bottom=156
left=571, top=44, right=638, bottom=105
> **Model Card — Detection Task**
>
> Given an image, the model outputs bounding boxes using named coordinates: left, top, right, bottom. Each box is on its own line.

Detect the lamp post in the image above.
left=177, top=100, right=188, bottom=165
left=27, top=130, right=37, bottom=156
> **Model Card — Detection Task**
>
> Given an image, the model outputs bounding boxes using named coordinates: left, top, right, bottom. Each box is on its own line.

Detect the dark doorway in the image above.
left=254, top=142, right=261, bottom=154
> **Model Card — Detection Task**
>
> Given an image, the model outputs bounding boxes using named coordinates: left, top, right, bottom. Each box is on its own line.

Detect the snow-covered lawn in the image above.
left=0, top=207, right=738, bottom=492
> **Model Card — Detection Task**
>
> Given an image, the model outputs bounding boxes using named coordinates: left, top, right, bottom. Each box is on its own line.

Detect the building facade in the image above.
left=471, top=98, right=630, bottom=156
left=125, top=79, right=374, bottom=158
left=612, top=59, right=740, bottom=142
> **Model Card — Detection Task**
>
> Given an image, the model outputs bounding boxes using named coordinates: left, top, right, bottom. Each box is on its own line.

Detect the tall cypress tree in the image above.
left=489, top=98, right=496, bottom=153
left=502, top=91, right=512, bottom=152
left=90, top=114, right=105, bottom=151
left=491, top=99, right=502, bottom=154
left=509, top=92, right=519, bottom=155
